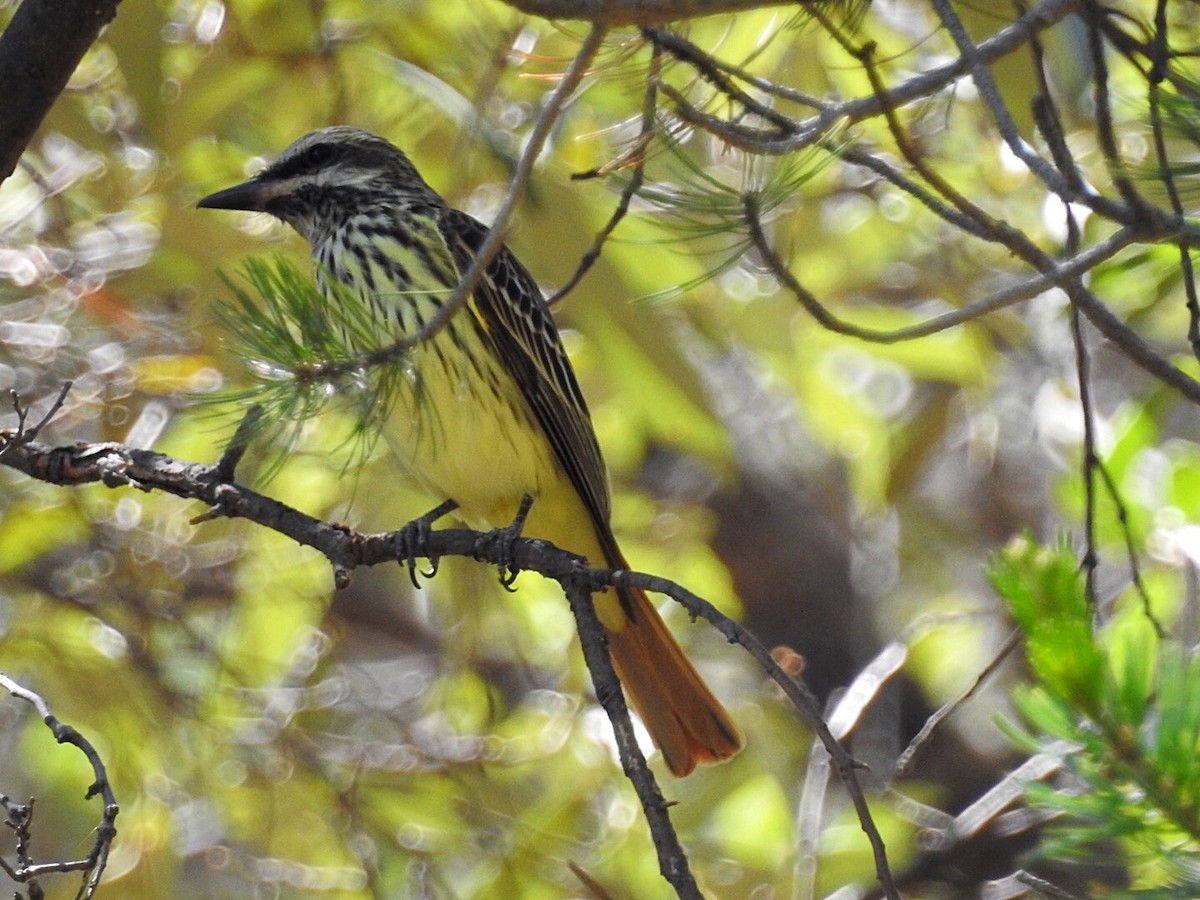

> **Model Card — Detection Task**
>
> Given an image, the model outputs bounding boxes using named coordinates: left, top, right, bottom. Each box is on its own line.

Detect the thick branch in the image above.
left=0, top=0, right=124, bottom=183
left=498, top=0, right=800, bottom=26
left=0, top=430, right=898, bottom=898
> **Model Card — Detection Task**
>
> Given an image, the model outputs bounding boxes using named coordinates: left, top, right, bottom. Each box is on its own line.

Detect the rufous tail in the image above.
left=604, top=583, right=743, bottom=777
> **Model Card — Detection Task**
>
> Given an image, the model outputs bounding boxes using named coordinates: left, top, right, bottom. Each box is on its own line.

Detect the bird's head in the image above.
left=197, top=127, right=436, bottom=241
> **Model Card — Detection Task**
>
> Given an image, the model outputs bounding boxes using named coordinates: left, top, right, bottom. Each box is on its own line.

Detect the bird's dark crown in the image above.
left=262, top=127, right=429, bottom=191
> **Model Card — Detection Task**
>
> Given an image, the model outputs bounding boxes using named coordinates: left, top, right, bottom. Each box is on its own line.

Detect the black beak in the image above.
left=197, top=178, right=268, bottom=212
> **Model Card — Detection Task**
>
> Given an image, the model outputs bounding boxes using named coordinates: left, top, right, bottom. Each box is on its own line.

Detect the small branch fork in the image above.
left=643, top=2, right=1200, bottom=407
left=0, top=673, right=118, bottom=900
left=0, top=423, right=899, bottom=900
left=0, top=382, right=73, bottom=462
left=640, top=0, right=1190, bottom=646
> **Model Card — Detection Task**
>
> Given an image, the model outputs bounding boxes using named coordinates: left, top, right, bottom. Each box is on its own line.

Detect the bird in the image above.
left=198, top=126, right=742, bottom=776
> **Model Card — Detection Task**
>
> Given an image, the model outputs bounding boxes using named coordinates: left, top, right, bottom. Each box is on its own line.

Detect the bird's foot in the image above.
left=395, top=499, right=458, bottom=588
left=486, top=494, right=534, bottom=591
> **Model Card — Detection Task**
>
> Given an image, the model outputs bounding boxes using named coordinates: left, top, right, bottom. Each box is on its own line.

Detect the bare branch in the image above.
left=214, top=404, right=263, bottom=481
left=606, top=566, right=900, bottom=898
left=929, top=0, right=1092, bottom=210
left=1080, top=0, right=1148, bottom=213
left=0, top=0, right=124, bottom=183
left=0, top=673, right=118, bottom=899
left=1145, top=2, right=1200, bottom=363
left=547, top=42, right=662, bottom=307
left=745, top=196, right=1143, bottom=344
left=894, top=631, right=1021, bottom=778
left=0, top=382, right=74, bottom=461
left=1069, top=283, right=1200, bottom=406
left=561, top=578, right=702, bottom=898
left=497, top=0, right=805, bottom=26
left=652, top=0, right=1086, bottom=161
left=1093, top=458, right=1165, bottom=637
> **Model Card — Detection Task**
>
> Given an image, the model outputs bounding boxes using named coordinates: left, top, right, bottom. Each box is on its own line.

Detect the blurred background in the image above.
left=1, top=1, right=1197, bottom=896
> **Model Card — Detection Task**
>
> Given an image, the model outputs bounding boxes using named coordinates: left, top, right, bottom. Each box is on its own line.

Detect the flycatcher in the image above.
left=199, top=127, right=742, bottom=776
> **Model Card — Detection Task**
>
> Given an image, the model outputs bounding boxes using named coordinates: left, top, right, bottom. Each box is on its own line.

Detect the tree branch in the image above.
left=0, top=0, right=124, bottom=183
left=651, top=0, right=1084, bottom=158
left=0, top=673, right=118, bottom=900
left=497, top=0, right=806, bottom=26
left=547, top=40, right=662, bottom=308
left=0, top=428, right=899, bottom=899
left=745, top=196, right=1144, bottom=344
left=561, top=577, right=703, bottom=899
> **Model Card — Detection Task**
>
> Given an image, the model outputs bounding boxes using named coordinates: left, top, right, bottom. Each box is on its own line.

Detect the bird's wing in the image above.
left=436, top=207, right=615, bottom=542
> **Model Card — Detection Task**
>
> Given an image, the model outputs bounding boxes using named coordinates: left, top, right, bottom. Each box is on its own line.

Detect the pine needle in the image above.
left=207, top=255, right=407, bottom=474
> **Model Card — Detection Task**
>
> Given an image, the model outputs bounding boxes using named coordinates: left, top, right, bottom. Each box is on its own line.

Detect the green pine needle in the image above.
left=208, top=255, right=407, bottom=472
left=621, top=131, right=835, bottom=302
left=991, top=535, right=1200, bottom=895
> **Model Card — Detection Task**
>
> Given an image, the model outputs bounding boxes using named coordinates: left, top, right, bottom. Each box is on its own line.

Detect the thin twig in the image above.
left=894, top=630, right=1022, bottom=778
left=215, top=403, right=263, bottom=481
left=1014, top=869, right=1087, bottom=900
left=740, top=44, right=1200, bottom=411
left=1145, top=0, right=1200, bottom=363
left=1080, top=0, right=1148, bottom=213
left=794, top=643, right=907, bottom=900
left=1025, top=6, right=1087, bottom=196
left=498, top=0, right=816, bottom=27
left=928, top=0, right=1106, bottom=214
left=1093, top=457, right=1167, bottom=638
left=837, top=142, right=1001, bottom=241
left=1069, top=284, right=1200, bottom=405
left=0, top=673, right=118, bottom=900
left=644, top=25, right=797, bottom=137
left=850, top=31, right=1067, bottom=282
left=1062, top=153, right=1102, bottom=611
left=0, top=381, right=73, bottom=461
left=561, top=578, right=702, bottom=899
left=547, top=41, right=661, bottom=308
left=744, top=195, right=1141, bottom=344
left=651, top=0, right=1085, bottom=164
left=606, top=568, right=900, bottom=899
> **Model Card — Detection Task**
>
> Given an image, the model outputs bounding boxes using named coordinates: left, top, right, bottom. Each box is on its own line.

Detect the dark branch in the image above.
left=0, top=381, right=73, bottom=462
left=561, top=578, right=703, bottom=898
left=0, top=430, right=899, bottom=898
left=0, top=0, right=124, bottom=183
left=498, top=0, right=807, bottom=26
left=547, top=41, right=662, bottom=308
left=0, top=673, right=118, bottom=899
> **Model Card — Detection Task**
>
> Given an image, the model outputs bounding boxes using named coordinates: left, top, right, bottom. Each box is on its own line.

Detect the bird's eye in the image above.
left=305, top=144, right=334, bottom=166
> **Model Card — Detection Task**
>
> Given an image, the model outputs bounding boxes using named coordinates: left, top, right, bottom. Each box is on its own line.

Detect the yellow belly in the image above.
left=386, top=325, right=603, bottom=565
left=327, top=212, right=609, bottom=569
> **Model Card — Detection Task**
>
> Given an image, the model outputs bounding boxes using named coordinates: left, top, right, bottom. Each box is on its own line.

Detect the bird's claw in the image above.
left=395, top=499, right=458, bottom=588
left=490, top=494, right=534, bottom=591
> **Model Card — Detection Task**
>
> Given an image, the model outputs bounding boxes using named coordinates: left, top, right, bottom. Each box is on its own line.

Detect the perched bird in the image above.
left=198, top=126, right=742, bottom=776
